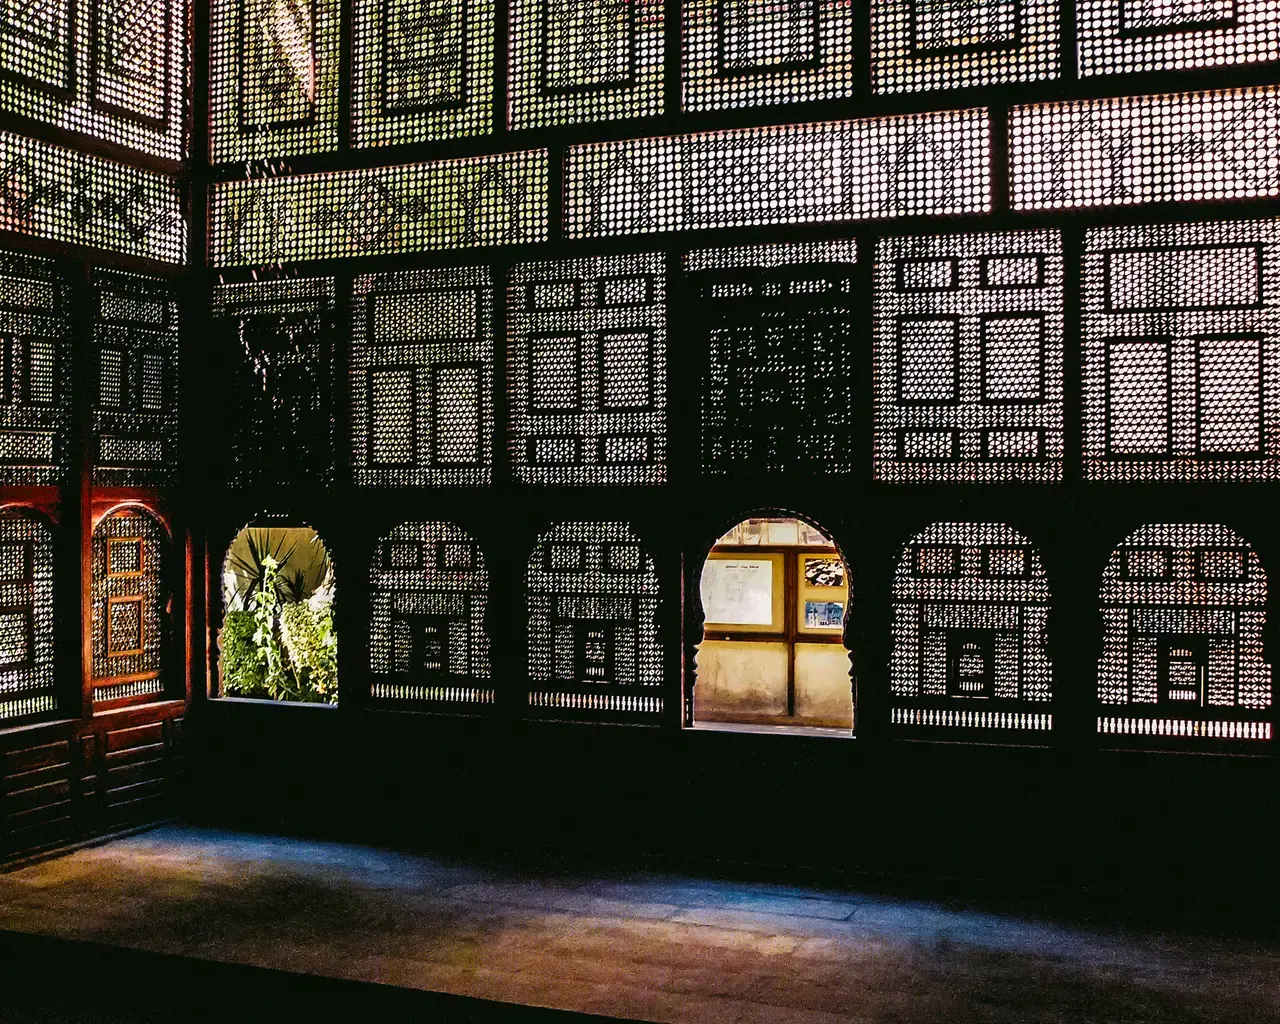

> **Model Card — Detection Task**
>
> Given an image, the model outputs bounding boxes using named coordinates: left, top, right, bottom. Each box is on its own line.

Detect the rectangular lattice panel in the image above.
left=508, top=253, right=666, bottom=485
left=872, top=0, right=1060, bottom=93
left=352, top=0, right=495, bottom=147
left=1011, top=86, right=1280, bottom=211
left=682, top=0, right=858, bottom=111
left=0, top=129, right=184, bottom=263
left=210, top=0, right=342, bottom=162
left=687, top=240, right=859, bottom=476
left=1097, top=523, right=1272, bottom=737
left=1078, top=0, right=1280, bottom=77
left=91, top=509, right=167, bottom=700
left=565, top=109, right=990, bottom=238
left=92, top=270, right=179, bottom=486
left=508, top=0, right=664, bottom=130
left=1082, top=219, right=1280, bottom=481
left=526, top=521, right=663, bottom=717
left=0, top=250, right=70, bottom=486
left=209, top=150, right=548, bottom=266
left=0, top=0, right=188, bottom=160
left=213, top=276, right=335, bottom=489
left=0, top=515, right=56, bottom=722
left=352, top=267, right=494, bottom=487
left=874, top=230, right=1064, bottom=482
left=369, top=521, right=493, bottom=706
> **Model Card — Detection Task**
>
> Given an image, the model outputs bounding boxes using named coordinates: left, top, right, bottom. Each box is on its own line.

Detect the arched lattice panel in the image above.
left=1098, top=524, right=1273, bottom=741
left=526, top=522, right=662, bottom=717
left=508, top=254, right=667, bottom=485
left=890, top=522, right=1053, bottom=732
left=508, top=0, right=664, bottom=130
left=92, top=270, right=179, bottom=486
left=1082, top=219, right=1280, bottom=481
left=874, top=230, right=1064, bottom=482
left=1078, top=0, right=1280, bottom=77
left=0, top=250, right=70, bottom=486
left=872, top=0, right=1060, bottom=94
left=682, top=0, right=858, bottom=112
left=369, top=521, right=492, bottom=708
left=0, top=511, right=56, bottom=722
left=351, top=0, right=495, bottom=147
left=687, top=241, right=858, bottom=476
left=352, top=268, right=494, bottom=487
left=91, top=508, right=169, bottom=704
left=0, top=0, right=188, bottom=159
left=209, top=0, right=341, bottom=162
left=213, top=277, right=336, bottom=490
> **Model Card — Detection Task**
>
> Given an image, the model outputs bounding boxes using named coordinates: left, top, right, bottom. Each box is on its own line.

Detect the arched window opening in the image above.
left=0, top=509, right=56, bottom=722
left=526, top=522, right=662, bottom=718
left=694, top=516, right=853, bottom=736
left=1098, top=523, right=1272, bottom=741
left=219, top=523, right=337, bottom=705
left=370, top=521, right=492, bottom=708
left=890, top=522, right=1053, bottom=733
left=91, top=507, right=170, bottom=706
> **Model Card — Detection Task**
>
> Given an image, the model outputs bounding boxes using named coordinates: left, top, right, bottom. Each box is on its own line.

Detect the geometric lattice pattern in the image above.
left=526, top=521, right=662, bottom=717
left=209, top=0, right=341, bottom=162
left=369, top=521, right=492, bottom=706
left=508, top=254, right=667, bottom=486
left=0, top=0, right=187, bottom=159
left=508, top=0, right=664, bottom=130
left=92, top=269, right=179, bottom=486
left=688, top=240, right=859, bottom=476
left=891, top=522, right=1053, bottom=732
left=872, top=0, right=1060, bottom=93
left=208, top=150, right=549, bottom=266
left=1011, top=86, right=1280, bottom=211
left=874, top=230, right=1064, bottom=482
left=352, top=267, right=494, bottom=487
left=1097, top=523, right=1272, bottom=740
left=0, top=511, right=56, bottom=722
left=1079, top=0, right=1280, bottom=77
left=213, top=277, right=336, bottom=490
left=564, top=109, right=991, bottom=238
left=0, top=128, right=185, bottom=263
left=1082, top=219, right=1280, bottom=481
left=91, top=506, right=168, bottom=704
left=0, top=249, right=70, bottom=486
left=683, top=0, right=858, bottom=111
left=351, top=0, right=495, bottom=147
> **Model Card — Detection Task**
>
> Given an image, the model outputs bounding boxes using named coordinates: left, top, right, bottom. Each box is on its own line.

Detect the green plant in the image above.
left=219, top=609, right=268, bottom=698
left=279, top=595, right=338, bottom=704
left=224, top=529, right=297, bottom=611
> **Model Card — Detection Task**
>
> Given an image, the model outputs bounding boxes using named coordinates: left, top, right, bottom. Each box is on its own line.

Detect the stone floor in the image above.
left=2, top=826, right=1279, bottom=1023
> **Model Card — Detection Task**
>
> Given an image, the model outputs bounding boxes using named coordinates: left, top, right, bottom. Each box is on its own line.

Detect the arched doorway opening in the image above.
left=693, top=516, right=853, bottom=736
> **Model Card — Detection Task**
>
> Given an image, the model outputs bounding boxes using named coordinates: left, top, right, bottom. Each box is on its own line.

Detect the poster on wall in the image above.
left=701, top=559, right=774, bottom=625
left=805, top=600, right=844, bottom=630
left=803, top=557, right=845, bottom=588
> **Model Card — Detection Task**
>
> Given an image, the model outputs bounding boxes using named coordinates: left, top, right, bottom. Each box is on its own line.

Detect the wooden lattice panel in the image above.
left=507, top=253, right=667, bottom=486
left=872, top=0, right=1060, bottom=93
left=526, top=521, right=662, bottom=717
left=874, top=230, right=1064, bottom=482
left=92, top=270, right=179, bottom=487
left=0, top=0, right=188, bottom=159
left=351, top=267, right=494, bottom=487
left=91, top=508, right=168, bottom=704
left=369, top=521, right=493, bottom=706
left=0, top=250, right=70, bottom=486
left=687, top=240, right=859, bottom=476
left=213, top=277, right=336, bottom=490
left=1082, top=219, right=1280, bottom=481
left=890, top=522, right=1053, bottom=732
left=1097, top=523, right=1272, bottom=741
left=0, top=512, right=56, bottom=723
